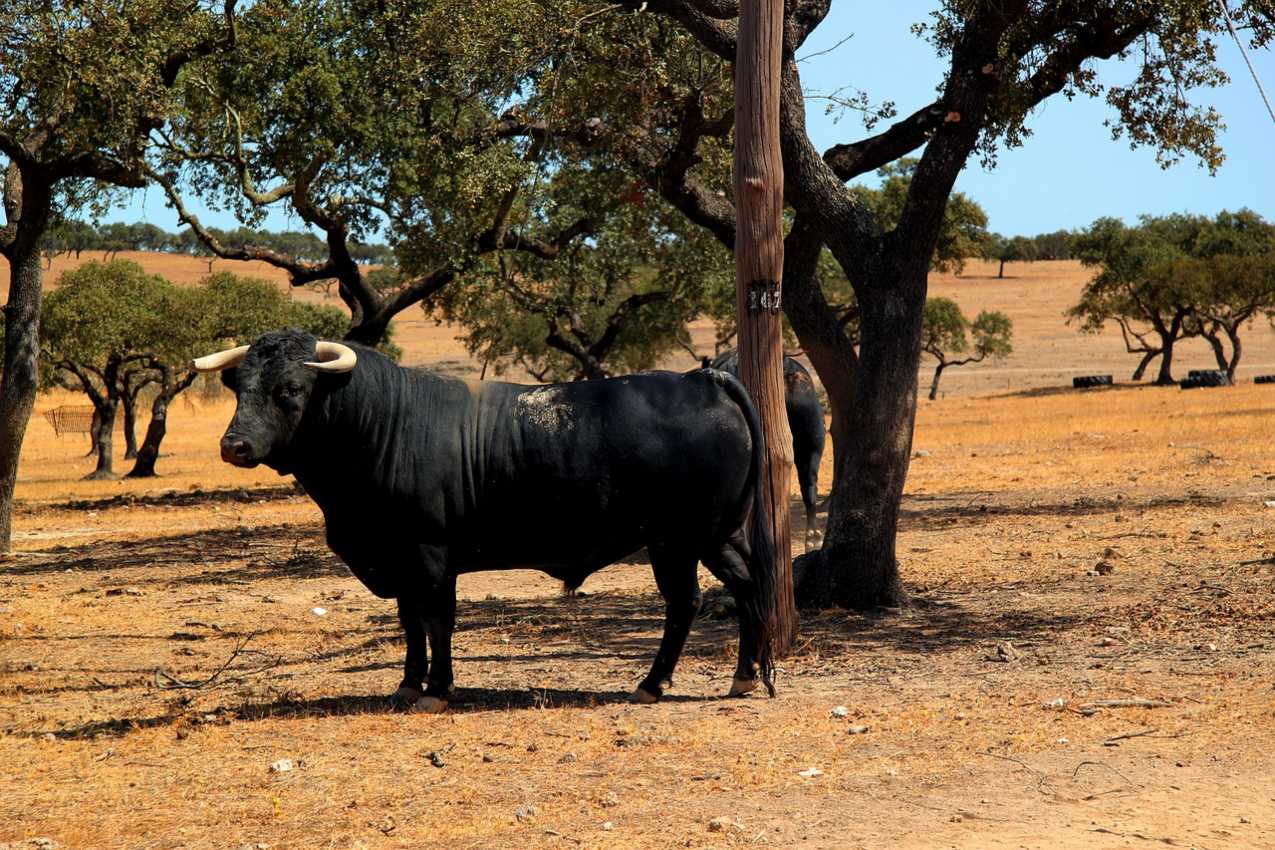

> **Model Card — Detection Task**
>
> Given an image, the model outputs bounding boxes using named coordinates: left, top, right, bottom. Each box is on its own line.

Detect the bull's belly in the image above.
left=449, top=531, right=647, bottom=580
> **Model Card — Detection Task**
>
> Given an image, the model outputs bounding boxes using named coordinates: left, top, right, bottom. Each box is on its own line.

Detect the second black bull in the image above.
left=194, top=330, right=778, bottom=711
left=705, top=350, right=826, bottom=551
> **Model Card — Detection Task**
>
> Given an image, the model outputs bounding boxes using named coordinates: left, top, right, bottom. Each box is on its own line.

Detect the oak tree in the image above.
left=921, top=298, right=1013, bottom=400
left=0, top=0, right=236, bottom=548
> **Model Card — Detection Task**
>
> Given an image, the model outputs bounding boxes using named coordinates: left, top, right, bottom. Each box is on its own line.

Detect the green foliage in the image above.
left=970, top=310, right=1015, bottom=360
left=851, top=160, right=990, bottom=274
left=921, top=297, right=1012, bottom=398
left=0, top=1, right=233, bottom=212
left=1029, top=230, right=1076, bottom=261
left=921, top=298, right=972, bottom=355
left=1069, top=210, right=1275, bottom=379
left=921, top=298, right=1013, bottom=364
left=985, top=234, right=1039, bottom=272
left=287, top=301, right=403, bottom=361
left=915, top=2, right=1275, bottom=173
left=41, top=261, right=171, bottom=384
left=198, top=272, right=401, bottom=360
left=435, top=204, right=729, bottom=380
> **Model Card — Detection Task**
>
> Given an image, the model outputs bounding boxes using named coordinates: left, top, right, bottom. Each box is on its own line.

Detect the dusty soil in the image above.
left=2, top=257, right=1275, bottom=849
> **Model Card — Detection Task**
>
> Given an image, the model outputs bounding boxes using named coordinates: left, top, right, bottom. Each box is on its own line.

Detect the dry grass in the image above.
left=2, top=258, right=1275, bottom=849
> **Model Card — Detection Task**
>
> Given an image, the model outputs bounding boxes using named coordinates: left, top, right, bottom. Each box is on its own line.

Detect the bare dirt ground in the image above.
left=2, top=257, right=1275, bottom=849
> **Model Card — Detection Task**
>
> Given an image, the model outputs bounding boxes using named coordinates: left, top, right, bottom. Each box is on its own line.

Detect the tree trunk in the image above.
left=1202, top=332, right=1227, bottom=372
left=1154, top=336, right=1177, bottom=385
left=121, top=390, right=140, bottom=460
left=734, top=0, right=796, bottom=653
left=928, top=362, right=946, bottom=401
left=998, top=258, right=1005, bottom=278
left=127, top=370, right=195, bottom=477
left=86, top=401, right=118, bottom=479
left=0, top=247, right=44, bottom=552
left=127, top=396, right=168, bottom=478
left=794, top=279, right=920, bottom=610
left=1131, top=349, right=1158, bottom=382
left=1224, top=324, right=1242, bottom=379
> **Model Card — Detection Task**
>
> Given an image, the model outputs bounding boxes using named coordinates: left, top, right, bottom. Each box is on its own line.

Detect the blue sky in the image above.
left=106, top=5, right=1275, bottom=238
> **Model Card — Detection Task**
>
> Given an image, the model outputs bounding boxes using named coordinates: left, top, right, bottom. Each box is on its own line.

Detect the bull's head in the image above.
left=193, top=329, right=357, bottom=471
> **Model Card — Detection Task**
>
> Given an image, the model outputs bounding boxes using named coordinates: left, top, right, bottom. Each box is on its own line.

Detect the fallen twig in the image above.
left=1078, top=697, right=1171, bottom=711
left=1073, top=760, right=1135, bottom=785
left=1102, top=728, right=1158, bottom=746
left=978, top=751, right=1051, bottom=793
left=154, top=631, right=271, bottom=690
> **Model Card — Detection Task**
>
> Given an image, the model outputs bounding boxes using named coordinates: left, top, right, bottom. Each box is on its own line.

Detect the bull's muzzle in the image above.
left=220, top=435, right=256, bottom=467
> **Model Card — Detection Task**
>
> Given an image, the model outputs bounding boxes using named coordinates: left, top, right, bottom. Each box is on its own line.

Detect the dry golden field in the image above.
left=2, top=254, right=1274, bottom=849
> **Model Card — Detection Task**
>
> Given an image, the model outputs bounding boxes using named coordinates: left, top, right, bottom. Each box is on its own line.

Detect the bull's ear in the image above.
left=220, top=367, right=239, bottom=392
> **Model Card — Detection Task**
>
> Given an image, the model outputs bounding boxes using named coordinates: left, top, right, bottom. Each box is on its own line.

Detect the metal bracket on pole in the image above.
left=747, top=279, right=781, bottom=313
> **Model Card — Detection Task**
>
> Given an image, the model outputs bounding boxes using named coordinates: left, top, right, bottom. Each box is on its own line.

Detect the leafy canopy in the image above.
left=921, top=297, right=1014, bottom=364
left=850, top=160, right=990, bottom=274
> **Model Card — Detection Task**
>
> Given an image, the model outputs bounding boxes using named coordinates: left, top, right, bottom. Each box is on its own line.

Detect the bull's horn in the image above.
left=191, top=345, right=249, bottom=372
left=305, top=341, right=357, bottom=373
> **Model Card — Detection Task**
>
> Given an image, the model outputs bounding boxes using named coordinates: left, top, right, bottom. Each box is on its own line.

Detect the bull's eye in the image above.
left=276, top=383, right=302, bottom=401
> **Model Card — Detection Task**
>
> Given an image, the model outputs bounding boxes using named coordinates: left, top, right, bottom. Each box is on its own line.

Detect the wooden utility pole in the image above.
left=734, top=0, right=797, bottom=651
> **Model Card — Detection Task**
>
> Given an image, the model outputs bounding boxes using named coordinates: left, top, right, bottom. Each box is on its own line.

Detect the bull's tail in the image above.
left=709, top=369, right=778, bottom=696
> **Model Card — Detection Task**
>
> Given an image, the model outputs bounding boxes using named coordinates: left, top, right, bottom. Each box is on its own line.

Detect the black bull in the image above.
left=200, top=330, right=777, bottom=710
left=705, top=350, right=826, bottom=551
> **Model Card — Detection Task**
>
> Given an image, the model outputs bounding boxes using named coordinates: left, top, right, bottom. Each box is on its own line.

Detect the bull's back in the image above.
left=453, top=371, right=753, bottom=571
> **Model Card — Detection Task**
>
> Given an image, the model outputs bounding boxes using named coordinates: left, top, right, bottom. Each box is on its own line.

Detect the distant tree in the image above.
left=986, top=234, right=1039, bottom=278
left=850, top=159, right=990, bottom=275
left=1031, top=229, right=1075, bottom=261
left=1071, top=211, right=1275, bottom=384
left=1170, top=212, right=1275, bottom=378
left=41, top=219, right=101, bottom=267
left=921, top=299, right=1013, bottom=400
left=40, top=261, right=171, bottom=478
left=1070, top=218, right=1196, bottom=384
left=1181, top=254, right=1275, bottom=379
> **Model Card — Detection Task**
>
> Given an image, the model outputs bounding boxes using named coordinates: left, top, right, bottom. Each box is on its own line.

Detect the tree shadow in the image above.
left=986, top=381, right=1163, bottom=400
left=6, top=522, right=344, bottom=584
left=898, top=491, right=1227, bottom=529
left=16, top=484, right=302, bottom=515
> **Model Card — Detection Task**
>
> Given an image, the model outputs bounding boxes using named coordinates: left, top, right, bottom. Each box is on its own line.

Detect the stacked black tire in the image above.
left=1180, top=369, right=1232, bottom=389
left=1072, top=375, right=1113, bottom=389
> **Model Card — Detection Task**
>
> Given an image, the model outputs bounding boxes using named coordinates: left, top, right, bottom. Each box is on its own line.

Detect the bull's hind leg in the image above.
left=631, top=551, right=702, bottom=704
left=702, top=532, right=763, bottom=697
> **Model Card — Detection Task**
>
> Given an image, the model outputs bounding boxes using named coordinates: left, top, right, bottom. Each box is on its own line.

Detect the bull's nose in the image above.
left=220, top=436, right=253, bottom=466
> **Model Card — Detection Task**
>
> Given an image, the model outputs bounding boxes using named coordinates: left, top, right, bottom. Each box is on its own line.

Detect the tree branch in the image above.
left=620, top=0, right=738, bottom=60
left=823, top=101, right=947, bottom=181
left=589, top=290, right=670, bottom=358
left=146, top=165, right=339, bottom=286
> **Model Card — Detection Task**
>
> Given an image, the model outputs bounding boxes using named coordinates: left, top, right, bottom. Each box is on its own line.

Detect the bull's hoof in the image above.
left=628, top=687, right=659, bottom=705
left=727, top=677, right=759, bottom=697
left=411, top=695, right=449, bottom=714
left=389, top=685, right=424, bottom=710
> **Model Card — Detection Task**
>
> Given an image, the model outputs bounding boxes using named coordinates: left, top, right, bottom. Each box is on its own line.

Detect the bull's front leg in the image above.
left=392, top=545, right=452, bottom=714
left=390, top=596, right=429, bottom=710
